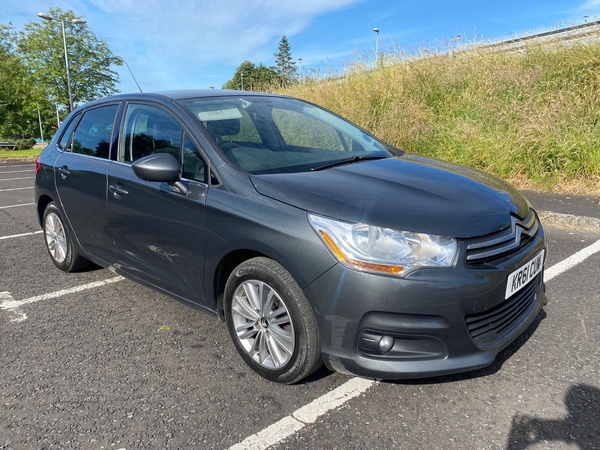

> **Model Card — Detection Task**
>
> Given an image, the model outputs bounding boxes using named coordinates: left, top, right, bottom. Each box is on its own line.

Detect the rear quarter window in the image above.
left=57, top=114, right=81, bottom=151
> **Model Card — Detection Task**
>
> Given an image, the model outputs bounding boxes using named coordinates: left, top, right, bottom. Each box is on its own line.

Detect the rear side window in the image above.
left=57, top=114, right=81, bottom=151
left=71, top=105, right=118, bottom=159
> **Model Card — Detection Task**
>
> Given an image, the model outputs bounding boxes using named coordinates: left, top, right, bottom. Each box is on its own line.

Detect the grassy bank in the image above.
left=0, top=148, right=43, bottom=159
left=279, top=41, right=600, bottom=194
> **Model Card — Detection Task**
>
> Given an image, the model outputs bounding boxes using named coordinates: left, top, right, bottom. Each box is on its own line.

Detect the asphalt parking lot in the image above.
left=1, top=159, right=599, bottom=450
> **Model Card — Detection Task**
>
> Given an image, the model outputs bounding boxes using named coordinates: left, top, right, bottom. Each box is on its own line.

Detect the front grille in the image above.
left=465, top=273, right=541, bottom=347
left=466, top=210, right=539, bottom=264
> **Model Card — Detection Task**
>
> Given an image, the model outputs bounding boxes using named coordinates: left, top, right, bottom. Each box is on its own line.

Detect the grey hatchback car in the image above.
left=35, top=90, right=547, bottom=384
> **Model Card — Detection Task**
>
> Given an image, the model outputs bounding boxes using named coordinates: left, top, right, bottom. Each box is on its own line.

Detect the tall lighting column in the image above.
left=373, top=28, right=380, bottom=65
left=37, top=12, right=87, bottom=112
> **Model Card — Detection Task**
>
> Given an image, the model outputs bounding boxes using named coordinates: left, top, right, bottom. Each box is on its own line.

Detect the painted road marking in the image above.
left=0, top=277, right=124, bottom=322
left=544, top=239, right=600, bottom=282
left=0, top=231, right=43, bottom=240
left=230, top=377, right=375, bottom=450
left=0, top=187, right=34, bottom=192
left=0, top=169, right=34, bottom=174
left=229, top=239, right=600, bottom=450
left=0, top=176, right=36, bottom=181
left=0, top=203, right=35, bottom=210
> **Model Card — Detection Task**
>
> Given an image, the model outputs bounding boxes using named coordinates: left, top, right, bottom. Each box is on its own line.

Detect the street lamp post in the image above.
left=37, top=109, right=44, bottom=147
left=373, top=28, right=380, bottom=65
left=37, top=12, right=86, bottom=112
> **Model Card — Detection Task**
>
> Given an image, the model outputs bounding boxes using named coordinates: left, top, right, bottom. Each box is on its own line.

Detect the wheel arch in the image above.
left=36, top=194, right=54, bottom=227
left=212, top=249, right=266, bottom=320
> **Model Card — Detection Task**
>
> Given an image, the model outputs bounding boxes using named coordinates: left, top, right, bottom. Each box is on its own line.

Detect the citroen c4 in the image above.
left=35, top=90, right=547, bottom=383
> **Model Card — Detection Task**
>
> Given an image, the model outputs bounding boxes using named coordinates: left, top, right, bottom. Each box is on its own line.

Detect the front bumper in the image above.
left=303, top=228, right=547, bottom=380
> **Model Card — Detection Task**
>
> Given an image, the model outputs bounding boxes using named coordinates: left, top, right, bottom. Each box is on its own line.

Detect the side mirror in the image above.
left=132, top=153, right=189, bottom=195
left=132, top=153, right=181, bottom=182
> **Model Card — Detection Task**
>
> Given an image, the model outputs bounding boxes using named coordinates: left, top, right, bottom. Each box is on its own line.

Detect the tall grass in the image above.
left=277, top=40, right=600, bottom=193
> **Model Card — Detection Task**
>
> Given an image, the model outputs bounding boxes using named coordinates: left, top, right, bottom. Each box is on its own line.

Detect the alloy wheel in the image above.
left=44, top=211, right=67, bottom=264
left=231, top=280, right=295, bottom=369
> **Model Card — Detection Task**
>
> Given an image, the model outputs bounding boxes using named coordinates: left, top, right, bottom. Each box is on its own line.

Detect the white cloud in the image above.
left=4, top=0, right=363, bottom=91
left=89, top=0, right=362, bottom=66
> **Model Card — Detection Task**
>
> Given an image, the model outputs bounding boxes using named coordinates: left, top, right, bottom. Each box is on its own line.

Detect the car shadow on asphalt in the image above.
left=505, top=383, right=600, bottom=449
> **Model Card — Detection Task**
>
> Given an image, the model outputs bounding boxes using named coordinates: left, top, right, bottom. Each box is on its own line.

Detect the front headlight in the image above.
left=308, top=214, right=457, bottom=276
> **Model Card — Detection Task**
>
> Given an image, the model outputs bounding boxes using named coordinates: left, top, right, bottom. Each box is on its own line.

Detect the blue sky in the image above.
left=3, top=0, right=600, bottom=94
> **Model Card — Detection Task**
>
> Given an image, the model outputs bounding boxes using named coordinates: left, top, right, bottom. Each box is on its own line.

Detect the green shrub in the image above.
left=15, top=138, right=36, bottom=150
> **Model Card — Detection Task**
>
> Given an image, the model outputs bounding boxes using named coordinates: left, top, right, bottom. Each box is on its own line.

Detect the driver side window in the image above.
left=120, top=104, right=182, bottom=164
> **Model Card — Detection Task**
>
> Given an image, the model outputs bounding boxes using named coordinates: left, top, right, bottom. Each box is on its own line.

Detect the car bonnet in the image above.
left=249, top=154, right=530, bottom=239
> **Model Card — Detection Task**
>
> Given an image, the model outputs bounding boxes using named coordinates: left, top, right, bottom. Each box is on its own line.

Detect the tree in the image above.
left=273, top=35, right=296, bottom=85
left=16, top=7, right=123, bottom=113
left=222, top=61, right=279, bottom=91
left=0, top=24, right=48, bottom=141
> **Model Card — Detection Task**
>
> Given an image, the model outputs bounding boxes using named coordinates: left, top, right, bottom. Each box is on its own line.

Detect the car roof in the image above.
left=69, top=89, right=289, bottom=115
left=153, top=89, right=283, bottom=100
left=81, top=89, right=284, bottom=106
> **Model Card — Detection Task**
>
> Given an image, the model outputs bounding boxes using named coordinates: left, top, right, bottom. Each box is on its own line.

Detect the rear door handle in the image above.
left=57, top=166, right=70, bottom=178
left=109, top=184, right=129, bottom=197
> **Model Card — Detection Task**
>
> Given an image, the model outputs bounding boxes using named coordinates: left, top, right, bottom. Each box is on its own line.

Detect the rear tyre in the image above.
left=224, top=257, right=321, bottom=384
left=42, top=202, right=90, bottom=272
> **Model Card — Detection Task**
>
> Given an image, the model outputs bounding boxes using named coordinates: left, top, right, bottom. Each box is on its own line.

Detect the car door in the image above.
left=107, top=102, right=209, bottom=304
left=54, top=103, right=119, bottom=264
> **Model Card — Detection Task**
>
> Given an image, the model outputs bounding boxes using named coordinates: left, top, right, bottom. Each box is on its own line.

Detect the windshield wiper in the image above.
left=311, top=154, right=389, bottom=171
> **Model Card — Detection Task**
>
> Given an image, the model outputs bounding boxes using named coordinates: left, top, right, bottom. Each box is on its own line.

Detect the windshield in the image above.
left=182, top=96, right=394, bottom=174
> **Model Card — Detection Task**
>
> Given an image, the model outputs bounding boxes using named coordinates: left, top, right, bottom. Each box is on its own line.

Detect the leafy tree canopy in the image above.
left=0, top=24, right=46, bottom=140
left=17, top=7, right=123, bottom=112
left=0, top=8, right=123, bottom=141
left=222, top=61, right=279, bottom=91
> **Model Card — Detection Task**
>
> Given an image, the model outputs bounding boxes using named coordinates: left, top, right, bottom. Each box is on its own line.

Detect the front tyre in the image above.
left=42, top=202, right=89, bottom=272
left=224, top=257, right=321, bottom=384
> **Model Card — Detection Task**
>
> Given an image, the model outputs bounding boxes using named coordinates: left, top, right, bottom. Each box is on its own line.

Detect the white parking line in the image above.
left=0, top=230, right=43, bottom=240
left=0, top=164, right=33, bottom=169
left=0, top=176, right=36, bottom=181
left=0, top=169, right=34, bottom=174
left=230, top=377, right=375, bottom=450
left=230, top=239, right=600, bottom=450
left=544, top=239, right=600, bottom=282
left=0, top=186, right=34, bottom=192
left=0, top=203, right=35, bottom=210
left=0, top=277, right=124, bottom=322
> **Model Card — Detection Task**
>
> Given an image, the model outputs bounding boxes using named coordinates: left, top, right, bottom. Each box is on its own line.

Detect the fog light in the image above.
left=378, top=336, right=394, bottom=353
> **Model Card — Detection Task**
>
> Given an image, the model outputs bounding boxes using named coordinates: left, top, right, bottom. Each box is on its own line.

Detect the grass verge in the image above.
left=278, top=40, right=600, bottom=194
left=0, top=148, right=43, bottom=159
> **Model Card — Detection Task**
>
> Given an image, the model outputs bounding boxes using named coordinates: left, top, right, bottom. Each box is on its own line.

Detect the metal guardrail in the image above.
left=469, top=20, right=600, bottom=53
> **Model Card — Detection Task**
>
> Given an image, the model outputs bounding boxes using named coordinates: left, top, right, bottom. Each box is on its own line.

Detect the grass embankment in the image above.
left=0, top=148, right=42, bottom=159
left=279, top=42, right=600, bottom=194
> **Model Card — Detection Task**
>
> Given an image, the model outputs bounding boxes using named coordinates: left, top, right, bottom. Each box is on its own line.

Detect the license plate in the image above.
left=505, top=249, right=545, bottom=299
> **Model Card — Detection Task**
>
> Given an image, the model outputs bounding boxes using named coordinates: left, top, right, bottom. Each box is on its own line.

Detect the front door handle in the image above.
left=109, top=184, right=129, bottom=197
